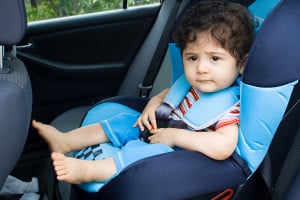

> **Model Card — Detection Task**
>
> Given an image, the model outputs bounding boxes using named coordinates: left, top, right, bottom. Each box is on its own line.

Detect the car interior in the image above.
left=0, top=0, right=299, bottom=199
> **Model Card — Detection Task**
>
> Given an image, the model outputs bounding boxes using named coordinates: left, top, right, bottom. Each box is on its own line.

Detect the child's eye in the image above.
left=211, top=56, right=220, bottom=61
left=189, top=56, right=197, bottom=61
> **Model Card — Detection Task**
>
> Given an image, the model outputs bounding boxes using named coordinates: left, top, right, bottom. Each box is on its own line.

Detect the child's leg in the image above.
left=32, top=120, right=109, bottom=154
left=51, top=152, right=116, bottom=184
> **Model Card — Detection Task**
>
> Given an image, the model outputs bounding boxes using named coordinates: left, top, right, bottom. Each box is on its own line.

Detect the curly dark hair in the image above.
left=172, top=0, right=255, bottom=64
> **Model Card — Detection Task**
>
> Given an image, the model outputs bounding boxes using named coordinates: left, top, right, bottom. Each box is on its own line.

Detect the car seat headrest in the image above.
left=169, top=0, right=281, bottom=85
left=0, top=0, right=27, bottom=45
left=243, top=0, right=300, bottom=87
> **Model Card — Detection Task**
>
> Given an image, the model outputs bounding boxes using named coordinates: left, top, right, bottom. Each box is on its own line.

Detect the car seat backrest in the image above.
left=167, top=0, right=297, bottom=175
left=0, top=0, right=32, bottom=189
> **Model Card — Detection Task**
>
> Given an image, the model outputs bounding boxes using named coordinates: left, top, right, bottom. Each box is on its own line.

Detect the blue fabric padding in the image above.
left=163, top=75, right=240, bottom=130
left=100, top=112, right=140, bottom=147
left=113, top=140, right=173, bottom=172
left=244, top=0, right=300, bottom=87
left=236, top=80, right=297, bottom=173
left=163, top=74, right=190, bottom=106
left=249, top=0, right=280, bottom=19
left=77, top=142, right=119, bottom=192
left=79, top=179, right=106, bottom=193
left=78, top=102, right=142, bottom=192
left=248, top=0, right=280, bottom=32
left=81, top=102, right=141, bottom=148
left=168, top=43, right=184, bottom=84
left=81, top=102, right=139, bottom=126
left=77, top=102, right=141, bottom=156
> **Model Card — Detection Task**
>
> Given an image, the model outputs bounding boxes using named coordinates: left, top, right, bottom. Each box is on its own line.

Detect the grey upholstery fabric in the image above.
left=0, top=0, right=27, bottom=45
left=51, top=106, right=91, bottom=132
left=0, top=53, right=32, bottom=189
left=0, top=0, right=32, bottom=189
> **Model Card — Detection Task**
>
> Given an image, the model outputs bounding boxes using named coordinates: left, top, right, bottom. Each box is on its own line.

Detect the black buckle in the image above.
left=139, top=84, right=152, bottom=98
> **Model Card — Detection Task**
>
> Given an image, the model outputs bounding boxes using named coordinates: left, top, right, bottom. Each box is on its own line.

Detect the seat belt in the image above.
left=138, top=0, right=182, bottom=98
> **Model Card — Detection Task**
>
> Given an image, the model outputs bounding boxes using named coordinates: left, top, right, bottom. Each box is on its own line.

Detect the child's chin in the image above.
left=196, top=86, right=218, bottom=93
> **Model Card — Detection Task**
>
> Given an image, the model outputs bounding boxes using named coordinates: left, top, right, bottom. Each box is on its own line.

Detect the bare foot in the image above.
left=51, top=152, right=116, bottom=184
left=32, top=120, right=69, bottom=154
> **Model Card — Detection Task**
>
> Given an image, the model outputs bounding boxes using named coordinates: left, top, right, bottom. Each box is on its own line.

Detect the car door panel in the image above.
left=18, top=5, right=160, bottom=123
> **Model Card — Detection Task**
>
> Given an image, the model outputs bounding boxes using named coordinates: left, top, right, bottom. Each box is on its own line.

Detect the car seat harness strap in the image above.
left=157, top=74, right=240, bottom=130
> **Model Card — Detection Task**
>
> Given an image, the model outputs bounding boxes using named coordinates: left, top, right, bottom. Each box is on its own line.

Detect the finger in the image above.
left=132, top=121, right=137, bottom=127
left=136, top=117, right=145, bottom=131
left=150, top=128, right=162, bottom=134
left=148, top=113, right=157, bottom=130
left=141, top=116, right=152, bottom=130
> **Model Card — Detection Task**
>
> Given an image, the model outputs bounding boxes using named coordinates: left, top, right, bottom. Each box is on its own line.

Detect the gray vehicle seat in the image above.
left=0, top=0, right=32, bottom=190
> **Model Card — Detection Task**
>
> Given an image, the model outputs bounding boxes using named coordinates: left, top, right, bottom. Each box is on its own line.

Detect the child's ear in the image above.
left=239, top=54, right=248, bottom=74
left=240, top=64, right=245, bottom=74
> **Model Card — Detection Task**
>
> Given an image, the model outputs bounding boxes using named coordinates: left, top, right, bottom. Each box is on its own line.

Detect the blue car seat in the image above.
left=67, top=0, right=299, bottom=199
left=48, top=0, right=300, bottom=199
left=0, top=0, right=32, bottom=190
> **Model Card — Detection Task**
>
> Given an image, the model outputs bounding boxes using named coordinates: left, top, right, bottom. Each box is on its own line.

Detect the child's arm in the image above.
left=134, top=88, right=170, bottom=131
left=149, top=124, right=238, bottom=160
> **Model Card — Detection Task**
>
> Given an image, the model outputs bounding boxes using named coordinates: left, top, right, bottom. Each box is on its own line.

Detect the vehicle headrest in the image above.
left=0, top=0, right=27, bottom=45
left=243, top=0, right=300, bottom=86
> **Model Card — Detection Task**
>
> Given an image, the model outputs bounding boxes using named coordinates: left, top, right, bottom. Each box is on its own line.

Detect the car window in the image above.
left=25, top=0, right=161, bottom=22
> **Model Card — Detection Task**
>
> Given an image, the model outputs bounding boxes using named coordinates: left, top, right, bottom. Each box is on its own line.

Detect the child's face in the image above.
left=182, top=33, right=242, bottom=93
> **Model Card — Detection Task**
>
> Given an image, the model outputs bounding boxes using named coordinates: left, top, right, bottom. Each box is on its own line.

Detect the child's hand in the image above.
left=148, top=128, right=176, bottom=147
left=133, top=88, right=169, bottom=131
left=133, top=109, right=157, bottom=131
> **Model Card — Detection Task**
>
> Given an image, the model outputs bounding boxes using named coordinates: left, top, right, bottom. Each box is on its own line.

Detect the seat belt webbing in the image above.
left=139, top=0, right=182, bottom=98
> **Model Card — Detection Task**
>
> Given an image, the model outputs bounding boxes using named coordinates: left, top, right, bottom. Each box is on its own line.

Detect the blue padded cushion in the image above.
left=0, top=0, right=27, bottom=45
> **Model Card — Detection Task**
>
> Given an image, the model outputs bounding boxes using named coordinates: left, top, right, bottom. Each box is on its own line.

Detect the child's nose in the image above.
left=196, top=60, right=209, bottom=73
